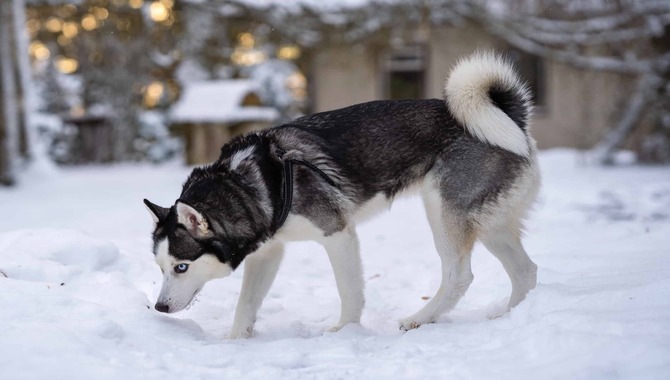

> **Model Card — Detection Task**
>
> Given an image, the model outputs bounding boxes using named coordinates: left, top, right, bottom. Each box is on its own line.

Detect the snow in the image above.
left=170, top=80, right=279, bottom=124
left=1, top=149, right=669, bottom=379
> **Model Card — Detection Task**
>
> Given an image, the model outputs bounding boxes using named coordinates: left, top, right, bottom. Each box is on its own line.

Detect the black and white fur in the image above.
left=145, top=52, right=540, bottom=338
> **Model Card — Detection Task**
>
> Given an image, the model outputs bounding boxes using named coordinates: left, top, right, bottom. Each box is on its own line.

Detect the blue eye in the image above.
left=174, top=263, right=189, bottom=273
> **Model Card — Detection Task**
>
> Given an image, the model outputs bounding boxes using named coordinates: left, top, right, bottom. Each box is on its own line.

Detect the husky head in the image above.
left=144, top=151, right=277, bottom=313
left=143, top=200, right=236, bottom=313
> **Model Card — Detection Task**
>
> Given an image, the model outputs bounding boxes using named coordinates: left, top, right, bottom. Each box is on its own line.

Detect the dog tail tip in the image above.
left=444, top=51, right=533, bottom=157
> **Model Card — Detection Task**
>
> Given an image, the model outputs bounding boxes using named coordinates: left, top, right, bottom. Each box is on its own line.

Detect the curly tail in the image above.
left=444, top=51, right=533, bottom=157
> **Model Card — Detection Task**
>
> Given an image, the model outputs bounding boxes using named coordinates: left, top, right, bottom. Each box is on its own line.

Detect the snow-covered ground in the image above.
left=1, top=150, right=669, bottom=380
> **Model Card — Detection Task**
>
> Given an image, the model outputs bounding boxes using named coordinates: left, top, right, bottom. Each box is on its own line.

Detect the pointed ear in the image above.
left=176, top=201, right=211, bottom=238
left=144, top=199, right=169, bottom=224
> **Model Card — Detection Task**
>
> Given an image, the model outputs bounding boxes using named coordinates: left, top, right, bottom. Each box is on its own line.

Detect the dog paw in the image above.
left=228, top=325, right=253, bottom=339
left=398, top=316, right=432, bottom=331
left=399, top=321, right=420, bottom=331
left=486, top=308, right=508, bottom=320
left=326, top=320, right=362, bottom=333
left=326, top=325, right=343, bottom=333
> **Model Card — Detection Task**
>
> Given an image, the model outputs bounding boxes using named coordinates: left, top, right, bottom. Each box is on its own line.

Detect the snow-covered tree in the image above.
left=25, top=0, right=183, bottom=163
left=246, top=59, right=306, bottom=121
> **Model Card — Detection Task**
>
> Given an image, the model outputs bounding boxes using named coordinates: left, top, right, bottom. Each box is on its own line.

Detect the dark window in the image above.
left=384, top=45, right=426, bottom=100
left=508, top=49, right=546, bottom=108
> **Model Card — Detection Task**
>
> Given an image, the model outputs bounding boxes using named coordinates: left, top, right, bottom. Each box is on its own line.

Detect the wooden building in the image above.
left=309, top=24, right=634, bottom=151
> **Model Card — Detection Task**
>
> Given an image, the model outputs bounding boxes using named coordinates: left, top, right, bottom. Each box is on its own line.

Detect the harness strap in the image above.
left=273, top=149, right=338, bottom=231
left=275, top=159, right=294, bottom=231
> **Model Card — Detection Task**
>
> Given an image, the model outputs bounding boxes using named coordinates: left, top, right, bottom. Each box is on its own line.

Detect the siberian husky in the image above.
left=144, top=52, right=540, bottom=338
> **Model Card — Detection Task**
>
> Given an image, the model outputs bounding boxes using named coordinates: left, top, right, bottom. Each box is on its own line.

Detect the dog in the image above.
left=144, top=51, right=540, bottom=338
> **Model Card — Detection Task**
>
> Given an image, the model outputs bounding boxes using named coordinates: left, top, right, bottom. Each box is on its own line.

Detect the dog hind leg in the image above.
left=399, top=181, right=475, bottom=330
left=480, top=226, right=537, bottom=310
left=229, top=241, right=284, bottom=339
left=319, top=225, right=365, bottom=332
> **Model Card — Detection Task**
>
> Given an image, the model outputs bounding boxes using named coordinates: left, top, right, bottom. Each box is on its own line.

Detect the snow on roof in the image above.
left=170, top=80, right=279, bottom=124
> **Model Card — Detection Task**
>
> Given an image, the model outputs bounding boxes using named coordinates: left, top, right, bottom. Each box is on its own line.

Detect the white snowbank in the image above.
left=0, top=149, right=669, bottom=379
left=0, top=229, right=119, bottom=282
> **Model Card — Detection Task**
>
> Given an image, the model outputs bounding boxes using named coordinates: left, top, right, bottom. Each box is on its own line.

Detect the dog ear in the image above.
left=144, top=199, right=169, bottom=224
left=176, top=201, right=211, bottom=238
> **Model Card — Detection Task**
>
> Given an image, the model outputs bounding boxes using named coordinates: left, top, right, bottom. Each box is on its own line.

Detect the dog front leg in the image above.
left=229, top=241, right=284, bottom=339
left=319, top=225, right=365, bottom=332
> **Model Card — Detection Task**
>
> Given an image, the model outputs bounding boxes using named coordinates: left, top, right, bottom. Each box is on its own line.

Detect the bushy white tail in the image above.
left=444, top=52, right=532, bottom=157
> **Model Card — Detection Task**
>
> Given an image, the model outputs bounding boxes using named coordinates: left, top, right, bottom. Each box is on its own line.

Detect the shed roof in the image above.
left=170, top=80, right=279, bottom=124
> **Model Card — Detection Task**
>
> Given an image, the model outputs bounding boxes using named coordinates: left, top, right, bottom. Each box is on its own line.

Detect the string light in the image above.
left=238, top=32, right=255, bottom=48
left=46, top=17, right=63, bottom=33
left=91, top=7, right=109, bottom=21
left=29, top=41, right=50, bottom=60
left=150, top=2, right=170, bottom=22
left=129, top=0, right=144, bottom=9
left=55, top=57, right=79, bottom=74
left=231, top=48, right=267, bottom=66
left=143, top=82, right=165, bottom=107
left=81, top=14, right=99, bottom=31
left=62, top=22, right=79, bottom=38
left=278, top=45, right=301, bottom=60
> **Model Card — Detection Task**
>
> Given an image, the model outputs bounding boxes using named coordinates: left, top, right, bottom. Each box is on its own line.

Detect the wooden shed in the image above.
left=63, top=114, right=113, bottom=164
left=170, top=80, right=279, bottom=165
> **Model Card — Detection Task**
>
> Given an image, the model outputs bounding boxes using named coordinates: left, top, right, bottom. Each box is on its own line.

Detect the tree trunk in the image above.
left=0, top=0, right=19, bottom=185
left=12, top=0, right=35, bottom=161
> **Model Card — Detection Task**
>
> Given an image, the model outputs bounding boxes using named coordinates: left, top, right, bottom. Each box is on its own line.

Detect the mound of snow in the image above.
left=0, top=229, right=120, bottom=283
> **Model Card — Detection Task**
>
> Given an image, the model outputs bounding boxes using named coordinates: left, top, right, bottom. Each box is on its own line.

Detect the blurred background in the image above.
left=0, top=0, right=669, bottom=186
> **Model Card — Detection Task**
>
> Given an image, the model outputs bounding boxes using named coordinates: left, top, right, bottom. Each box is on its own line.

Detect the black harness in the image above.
left=272, top=148, right=338, bottom=232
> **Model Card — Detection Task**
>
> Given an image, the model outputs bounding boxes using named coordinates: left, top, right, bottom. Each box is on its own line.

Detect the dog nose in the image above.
left=155, top=303, right=169, bottom=313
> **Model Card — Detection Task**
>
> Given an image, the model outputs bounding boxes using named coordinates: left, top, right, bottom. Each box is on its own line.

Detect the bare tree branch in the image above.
left=592, top=74, right=664, bottom=164
left=452, top=1, right=664, bottom=75
left=511, top=15, right=670, bottom=46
